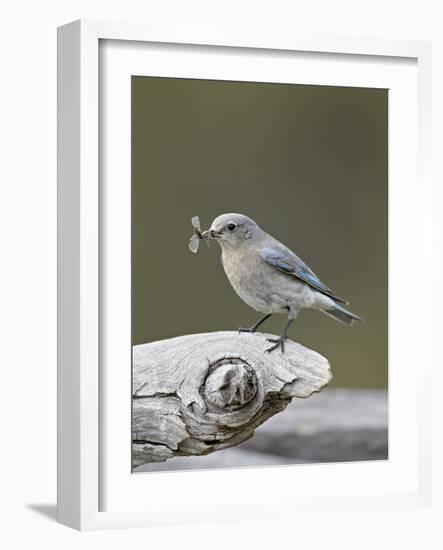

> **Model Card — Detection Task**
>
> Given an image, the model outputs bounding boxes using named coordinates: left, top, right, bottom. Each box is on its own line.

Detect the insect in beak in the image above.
left=188, top=216, right=213, bottom=253
left=188, top=216, right=203, bottom=253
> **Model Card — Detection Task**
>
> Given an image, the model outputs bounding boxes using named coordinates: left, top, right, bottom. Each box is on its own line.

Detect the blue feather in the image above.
left=260, top=247, right=348, bottom=304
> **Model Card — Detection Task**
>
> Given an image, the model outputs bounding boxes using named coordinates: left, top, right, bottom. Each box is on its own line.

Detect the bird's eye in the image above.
left=227, top=223, right=236, bottom=231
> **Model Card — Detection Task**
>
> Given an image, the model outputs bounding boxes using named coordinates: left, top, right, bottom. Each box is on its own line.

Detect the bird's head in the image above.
left=203, top=213, right=261, bottom=249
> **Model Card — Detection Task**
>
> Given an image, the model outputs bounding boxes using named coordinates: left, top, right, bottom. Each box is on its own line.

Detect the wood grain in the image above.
left=132, top=331, right=331, bottom=467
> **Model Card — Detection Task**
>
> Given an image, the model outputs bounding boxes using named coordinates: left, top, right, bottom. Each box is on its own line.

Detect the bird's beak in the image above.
left=202, top=228, right=221, bottom=240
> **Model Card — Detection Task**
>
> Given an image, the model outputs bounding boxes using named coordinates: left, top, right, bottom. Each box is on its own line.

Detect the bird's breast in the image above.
left=221, top=248, right=278, bottom=313
left=220, top=247, right=318, bottom=314
left=220, top=250, right=247, bottom=292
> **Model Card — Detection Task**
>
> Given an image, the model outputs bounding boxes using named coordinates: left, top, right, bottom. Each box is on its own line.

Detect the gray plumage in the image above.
left=203, top=213, right=361, bottom=353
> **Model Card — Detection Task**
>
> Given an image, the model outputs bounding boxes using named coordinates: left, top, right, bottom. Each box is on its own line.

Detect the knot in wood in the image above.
left=203, top=357, right=258, bottom=413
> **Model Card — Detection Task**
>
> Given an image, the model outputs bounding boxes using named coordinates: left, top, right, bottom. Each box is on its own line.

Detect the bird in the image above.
left=202, top=213, right=361, bottom=353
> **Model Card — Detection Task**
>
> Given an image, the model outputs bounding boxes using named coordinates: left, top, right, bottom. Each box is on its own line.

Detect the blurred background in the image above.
left=132, top=76, right=388, bottom=389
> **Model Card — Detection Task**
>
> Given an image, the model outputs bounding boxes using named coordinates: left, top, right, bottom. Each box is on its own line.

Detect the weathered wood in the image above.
left=134, top=389, right=388, bottom=472
left=132, top=331, right=332, bottom=467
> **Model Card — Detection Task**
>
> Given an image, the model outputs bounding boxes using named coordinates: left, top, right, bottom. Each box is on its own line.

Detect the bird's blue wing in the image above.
left=260, top=247, right=348, bottom=304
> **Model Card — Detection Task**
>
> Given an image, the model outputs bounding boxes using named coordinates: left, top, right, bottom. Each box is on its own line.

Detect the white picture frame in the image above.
left=57, top=19, right=433, bottom=531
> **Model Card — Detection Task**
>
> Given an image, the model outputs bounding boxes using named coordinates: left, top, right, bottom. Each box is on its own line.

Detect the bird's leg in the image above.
left=238, top=313, right=272, bottom=334
left=265, top=317, right=294, bottom=353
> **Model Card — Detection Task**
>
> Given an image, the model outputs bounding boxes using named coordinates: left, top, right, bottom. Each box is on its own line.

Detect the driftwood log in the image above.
left=135, top=389, right=388, bottom=472
left=132, top=331, right=332, bottom=468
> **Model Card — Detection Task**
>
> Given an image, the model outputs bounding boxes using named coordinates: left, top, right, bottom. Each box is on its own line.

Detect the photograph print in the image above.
left=131, top=76, right=388, bottom=472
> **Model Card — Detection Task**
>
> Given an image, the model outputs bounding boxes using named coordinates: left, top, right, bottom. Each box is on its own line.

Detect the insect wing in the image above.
left=188, top=234, right=200, bottom=253
left=191, top=216, right=201, bottom=231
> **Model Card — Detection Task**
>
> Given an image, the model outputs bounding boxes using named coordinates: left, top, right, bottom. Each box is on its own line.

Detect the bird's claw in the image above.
left=265, top=337, right=286, bottom=353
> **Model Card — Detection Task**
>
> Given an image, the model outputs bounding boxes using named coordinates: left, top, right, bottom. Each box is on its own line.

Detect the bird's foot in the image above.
left=238, top=326, right=257, bottom=334
left=265, top=337, right=286, bottom=353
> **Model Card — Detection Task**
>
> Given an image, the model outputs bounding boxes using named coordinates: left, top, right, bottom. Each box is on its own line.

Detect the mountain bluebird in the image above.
left=202, top=213, right=361, bottom=353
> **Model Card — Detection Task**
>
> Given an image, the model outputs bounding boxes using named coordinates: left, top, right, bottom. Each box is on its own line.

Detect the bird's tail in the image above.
left=322, top=302, right=362, bottom=325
